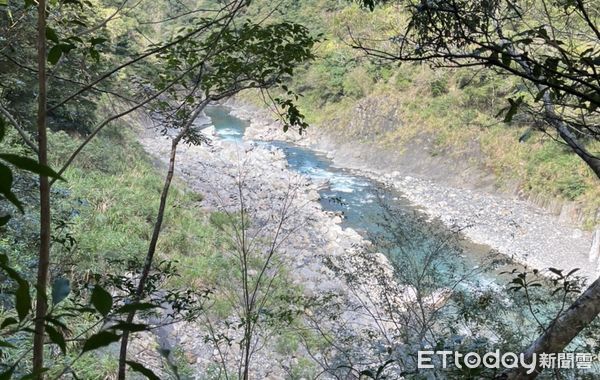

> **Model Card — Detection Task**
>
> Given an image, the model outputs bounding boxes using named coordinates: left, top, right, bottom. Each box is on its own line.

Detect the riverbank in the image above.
left=226, top=99, right=599, bottom=281
left=136, top=116, right=410, bottom=377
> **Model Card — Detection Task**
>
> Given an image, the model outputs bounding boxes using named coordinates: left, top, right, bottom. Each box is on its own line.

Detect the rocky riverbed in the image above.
left=132, top=115, right=410, bottom=378
left=227, top=99, right=600, bottom=282
left=128, top=100, right=600, bottom=378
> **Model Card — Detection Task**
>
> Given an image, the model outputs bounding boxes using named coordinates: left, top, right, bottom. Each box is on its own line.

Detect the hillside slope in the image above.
left=243, top=0, right=600, bottom=227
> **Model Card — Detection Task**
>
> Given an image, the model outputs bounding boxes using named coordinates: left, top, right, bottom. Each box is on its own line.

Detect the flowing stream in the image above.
left=203, top=106, right=513, bottom=287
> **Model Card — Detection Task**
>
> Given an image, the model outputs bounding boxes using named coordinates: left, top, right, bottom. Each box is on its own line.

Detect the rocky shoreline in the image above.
left=134, top=116, right=407, bottom=378
left=226, top=98, right=600, bottom=282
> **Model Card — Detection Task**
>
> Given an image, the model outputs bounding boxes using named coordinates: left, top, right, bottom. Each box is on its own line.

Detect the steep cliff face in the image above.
left=316, top=94, right=499, bottom=192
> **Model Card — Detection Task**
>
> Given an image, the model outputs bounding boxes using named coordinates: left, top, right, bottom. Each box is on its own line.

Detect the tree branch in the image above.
left=48, top=0, right=239, bottom=113
left=75, top=0, right=129, bottom=37
left=0, top=104, right=39, bottom=154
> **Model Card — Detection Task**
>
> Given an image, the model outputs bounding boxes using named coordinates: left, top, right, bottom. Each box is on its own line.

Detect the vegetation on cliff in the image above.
left=244, top=0, right=600, bottom=223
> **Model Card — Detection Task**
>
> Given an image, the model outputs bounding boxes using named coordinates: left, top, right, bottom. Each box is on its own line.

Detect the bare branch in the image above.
left=0, top=104, right=39, bottom=154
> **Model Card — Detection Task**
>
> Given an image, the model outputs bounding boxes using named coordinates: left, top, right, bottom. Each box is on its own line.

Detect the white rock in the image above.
left=590, top=228, right=600, bottom=263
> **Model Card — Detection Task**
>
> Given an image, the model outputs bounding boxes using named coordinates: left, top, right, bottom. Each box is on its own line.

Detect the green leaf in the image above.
left=89, top=48, right=100, bottom=62
left=51, top=278, right=70, bottom=306
left=48, top=45, right=62, bottom=65
left=60, top=43, right=76, bottom=54
left=82, top=330, right=120, bottom=353
left=534, top=88, right=547, bottom=102
left=0, top=163, right=23, bottom=212
left=110, top=322, right=148, bottom=332
left=126, top=361, right=160, bottom=380
left=0, top=255, right=23, bottom=281
left=548, top=267, right=563, bottom=276
left=0, top=0, right=7, bottom=6
left=45, top=316, right=68, bottom=330
left=45, top=324, right=66, bottom=354
left=0, top=366, right=14, bottom=380
left=0, top=154, right=64, bottom=181
left=45, top=26, right=59, bottom=44
left=70, top=20, right=87, bottom=28
left=15, top=280, right=31, bottom=321
left=0, top=214, right=10, bottom=227
left=90, top=286, right=112, bottom=316
left=503, top=97, right=523, bottom=123
left=1, top=317, right=17, bottom=329
left=90, top=37, right=108, bottom=45
left=0, top=340, right=15, bottom=349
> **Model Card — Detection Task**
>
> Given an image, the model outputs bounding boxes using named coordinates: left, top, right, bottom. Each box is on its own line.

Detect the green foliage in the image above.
left=1, top=117, right=231, bottom=376
left=1, top=0, right=318, bottom=377
left=394, top=70, right=412, bottom=90
left=0, top=0, right=124, bottom=134
left=90, top=284, right=112, bottom=316
left=342, top=66, right=374, bottom=99
left=1, top=0, right=598, bottom=377
left=208, top=211, right=236, bottom=231
left=557, top=176, right=589, bottom=201
left=42, top=124, right=215, bottom=276
left=69, top=354, right=119, bottom=379
left=126, top=361, right=161, bottom=380
left=526, top=141, right=592, bottom=201
left=0, top=116, right=63, bottom=216
left=288, top=357, right=318, bottom=379
left=361, top=200, right=598, bottom=378
left=0, top=243, right=201, bottom=378
left=201, top=21, right=317, bottom=91
left=429, top=76, right=449, bottom=97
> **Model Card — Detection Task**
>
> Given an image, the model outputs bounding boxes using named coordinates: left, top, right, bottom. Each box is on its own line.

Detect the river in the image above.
left=203, top=105, right=519, bottom=291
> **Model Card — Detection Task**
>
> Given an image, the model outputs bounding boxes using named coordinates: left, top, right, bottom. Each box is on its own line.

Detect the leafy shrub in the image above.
left=394, top=71, right=412, bottom=90
left=342, top=66, right=374, bottom=99
left=430, top=77, right=449, bottom=97
left=557, top=175, right=589, bottom=200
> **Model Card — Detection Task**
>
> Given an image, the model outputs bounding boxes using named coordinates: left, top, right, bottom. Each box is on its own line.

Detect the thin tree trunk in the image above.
left=238, top=183, right=252, bottom=380
left=116, top=135, right=180, bottom=380
left=499, top=277, right=600, bottom=379
left=116, top=103, right=206, bottom=379
left=33, top=0, right=49, bottom=376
